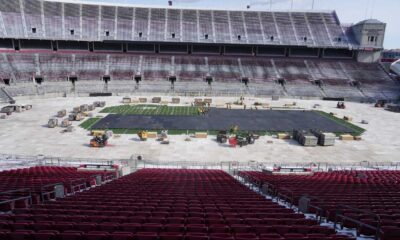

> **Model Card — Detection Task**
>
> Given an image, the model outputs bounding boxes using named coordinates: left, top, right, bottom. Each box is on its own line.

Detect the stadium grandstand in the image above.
left=1, top=1, right=400, bottom=240
left=0, top=0, right=398, bottom=101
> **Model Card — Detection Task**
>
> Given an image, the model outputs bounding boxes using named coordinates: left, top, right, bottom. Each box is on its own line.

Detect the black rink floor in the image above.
left=92, top=108, right=355, bottom=133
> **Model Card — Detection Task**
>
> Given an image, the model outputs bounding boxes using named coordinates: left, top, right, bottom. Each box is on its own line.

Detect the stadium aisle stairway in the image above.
left=1, top=168, right=354, bottom=239
left=239, top=170, right=400, bottom=240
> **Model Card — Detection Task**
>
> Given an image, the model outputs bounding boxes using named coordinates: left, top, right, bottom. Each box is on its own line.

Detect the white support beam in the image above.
left=147, top=8, right=151, bottom=39
left=164, top=9, right=168, bottom=41
left=105, top=54, right=110, bottom=76
left=34, top=54, right=40, bottom=76
left=61, top=3, right=65, bottom=38
left=227, top=11, right=233, bottom=43
left=0, top=11, right=8, bottom=36
left=40, top=1, right=46, bottom=38
left=179, top=9, right=183, bottom=42
left=238, top=58, right=245, bottom=78
left=131, top=8, right=135, bottom=40
left=304, top=13, right=316, bottom=47
left=79, top=4, right=83, bottom=40
left=71, top=54, right=76, bottom=75
left=210, top=11, right=216, bottom=43
left=98, top=6, right=102, bottom=40
left=257, top=12, right=266, bottom=43
left=114, top=7, right=118, bottom=40
left=196, top=10, right=200, bottom=42
left=270, top=59, right=281, bottom=79
left=241, top=12, right=249, bottom=44
left=288, top=12, right=300, bottom=45
left=271, top=13, right=282, bottom=45
left=19, top=0, right=28, bottom=38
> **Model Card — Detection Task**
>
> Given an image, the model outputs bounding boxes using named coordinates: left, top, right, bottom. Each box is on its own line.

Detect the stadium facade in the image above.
left=0, top=0, right=399, bottom=101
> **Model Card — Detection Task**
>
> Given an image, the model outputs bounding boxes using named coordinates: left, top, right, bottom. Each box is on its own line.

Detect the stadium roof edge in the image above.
left=44, top=0, right=336, bottom=14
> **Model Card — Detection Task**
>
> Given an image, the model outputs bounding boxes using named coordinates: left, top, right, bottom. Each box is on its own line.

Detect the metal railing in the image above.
left=40, top=183, right=62, bottom=202
left=334, top=204, right=381, bottom=240
left=0, top=188, right=32, bottom=212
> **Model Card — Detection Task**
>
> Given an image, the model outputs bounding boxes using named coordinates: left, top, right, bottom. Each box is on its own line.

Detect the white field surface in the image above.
left=0, top=96, right=399, bottom=168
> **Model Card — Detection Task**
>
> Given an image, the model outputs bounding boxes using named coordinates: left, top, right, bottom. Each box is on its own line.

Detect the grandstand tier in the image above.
left=239, top=170, right=400, bottom=240
left=0, top=52, right=398, bottom=100
left=0, top=168, right=355, bottom=240
left=0, top=0, right=357, bottom=48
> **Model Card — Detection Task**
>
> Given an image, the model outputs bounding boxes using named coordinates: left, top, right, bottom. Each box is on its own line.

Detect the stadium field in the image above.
left=81, top=106, right=365, bottom=136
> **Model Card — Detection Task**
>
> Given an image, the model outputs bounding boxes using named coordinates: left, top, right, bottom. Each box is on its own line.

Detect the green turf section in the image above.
left=316, top=111, right=366, bottom=136
left=100, top=105, right=199, bottom=116
left=79, top=118, right=101, bottom=130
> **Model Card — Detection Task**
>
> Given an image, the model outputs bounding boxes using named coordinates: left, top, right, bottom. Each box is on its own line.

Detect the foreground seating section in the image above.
left=239, top=170, right=400, bottom=239
left=0, top=166, right=116, bottom=210
left=0, top=169, right=353, bottom=239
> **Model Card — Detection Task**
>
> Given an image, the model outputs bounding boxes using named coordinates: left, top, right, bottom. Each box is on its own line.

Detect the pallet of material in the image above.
left=139, top=98, right=147, bottom=103
left=277, top=133, right=290, bottom=140
left=299, top=135, right=318, bottom=147
left=195, top=132, right=208, bottom=138
left=310, top=130, right=336, bottom=146
left=122, top=97, right=131, bottom=103
left=172, top=98, right=180, bottom=104
left=340, top=134, right=354, bottom=140
left=152, top=97, right=161, bottom=103
left=147, top=132, right=158, bottom=138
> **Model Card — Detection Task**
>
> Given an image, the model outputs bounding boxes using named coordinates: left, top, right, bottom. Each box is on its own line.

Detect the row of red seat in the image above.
left=1, top=169, right=354, bottom=240
left=0, top=229, right=353, bottom=240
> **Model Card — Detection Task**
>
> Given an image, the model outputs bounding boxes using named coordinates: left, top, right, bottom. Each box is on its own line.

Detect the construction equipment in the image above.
left=72, top=107, right=81, bottom=113
left=80, top=104, right=89, bottom=112
left=137, top=131, right=148, bottom=141
left=69, top=113, right=84, bottom=121
left=47, top=118, right=58, bottom=128
left=61, top=118, right=71, bottom=128
left=158, top=130, right=169, bottom=144
left=90, top=134, right=108, bottom=148
left=1, top=104, right=32, bottom=114
left=57, top=109, right=67, bottom=118
left=93, top=101, right=106, bottom=108
left=219, top=130, right=259, bottom=147
left=337, top=102, right=346, bottom=109
left=217, top=131, right=228, bottom=143
left=375, top=100, right=387, bottom=108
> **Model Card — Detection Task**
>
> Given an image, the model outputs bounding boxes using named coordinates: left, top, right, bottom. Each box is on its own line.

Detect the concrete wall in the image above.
left=352, top=21, right=386, bottom=49
left=356, top=50, right=382, bottom=63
